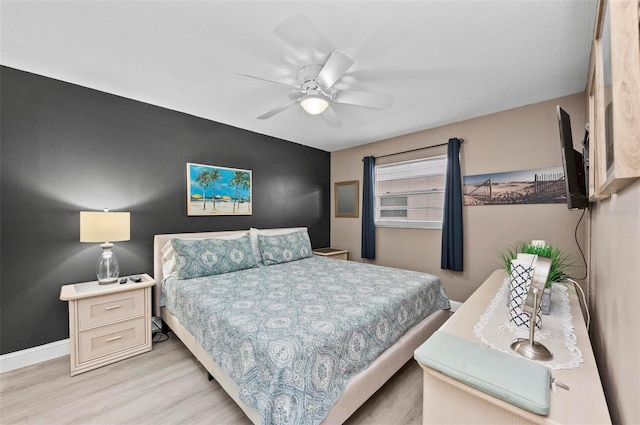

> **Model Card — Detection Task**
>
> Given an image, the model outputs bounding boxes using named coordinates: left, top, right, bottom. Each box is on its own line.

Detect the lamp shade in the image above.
left=300, top=96, right=329, bottom=115
left=80, top=211, right=130, bottom=243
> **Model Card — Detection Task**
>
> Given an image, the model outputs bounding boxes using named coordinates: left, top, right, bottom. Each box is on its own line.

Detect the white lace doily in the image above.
left=473, top=278, right=583, bottom=370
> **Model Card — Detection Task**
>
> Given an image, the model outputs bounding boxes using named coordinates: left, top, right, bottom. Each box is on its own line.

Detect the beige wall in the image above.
left=589, top=181, right=640, bottom=425
left=331, top=92, right=588, bottom=303
left=332, top=90, right=640, bottom=424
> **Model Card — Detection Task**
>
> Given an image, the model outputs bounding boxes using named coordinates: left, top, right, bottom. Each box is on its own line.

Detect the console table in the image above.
left=416, top=269, right=611, bottom=424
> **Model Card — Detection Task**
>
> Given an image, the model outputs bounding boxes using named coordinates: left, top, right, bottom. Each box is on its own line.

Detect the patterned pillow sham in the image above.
left=257, top=230, right=313, bottom=266
left=161, top=232, right=246, bottom=279
left=249, top=227, right=306, bottom=263
left=171, top=235, right=258, bottom=279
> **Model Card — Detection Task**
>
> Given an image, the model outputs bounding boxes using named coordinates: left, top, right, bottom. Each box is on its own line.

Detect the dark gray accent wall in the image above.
left=0, top=66, right=330, bottom=354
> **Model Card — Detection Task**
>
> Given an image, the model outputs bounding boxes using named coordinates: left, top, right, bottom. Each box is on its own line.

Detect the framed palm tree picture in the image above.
left=187, top=163, right=252, bottom=216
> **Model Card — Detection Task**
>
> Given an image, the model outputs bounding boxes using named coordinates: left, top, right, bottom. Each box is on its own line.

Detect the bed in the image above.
left=153, top=227, right=450, bottom=425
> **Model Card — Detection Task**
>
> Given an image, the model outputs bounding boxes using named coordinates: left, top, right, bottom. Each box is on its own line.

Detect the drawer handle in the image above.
left=105, top=335, right=123, bottom=342
left=105, top=304, right=123, bottom=311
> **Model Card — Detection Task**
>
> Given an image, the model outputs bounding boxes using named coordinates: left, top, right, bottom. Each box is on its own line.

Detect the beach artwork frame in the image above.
left=463, top=166, right=566, bottom=206
left=187, top=163, right=252, bottom=216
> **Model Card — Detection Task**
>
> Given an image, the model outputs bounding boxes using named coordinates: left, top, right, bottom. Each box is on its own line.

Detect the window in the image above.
left=375, top=155, right=447, bottom=229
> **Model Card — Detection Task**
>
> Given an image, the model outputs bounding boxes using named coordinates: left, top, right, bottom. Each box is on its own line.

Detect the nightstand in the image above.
left=59, top=274, right=155, bottom=376
left=313, top=247, right=348, bottom=260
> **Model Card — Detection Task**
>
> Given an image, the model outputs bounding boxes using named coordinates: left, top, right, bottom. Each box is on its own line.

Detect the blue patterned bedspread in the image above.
left=163, top=255, right=449, bottom=425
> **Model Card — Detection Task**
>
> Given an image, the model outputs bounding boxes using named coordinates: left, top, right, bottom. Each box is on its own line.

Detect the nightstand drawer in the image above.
left=77, top=289, right=144, bottom=329
left=77, top=316, right=147, bottom=363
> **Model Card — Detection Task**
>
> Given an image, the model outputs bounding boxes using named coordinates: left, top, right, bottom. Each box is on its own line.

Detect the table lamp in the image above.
left=80, top=210, right=130, bottom=284
left=510, top=255, right=553, bottom=361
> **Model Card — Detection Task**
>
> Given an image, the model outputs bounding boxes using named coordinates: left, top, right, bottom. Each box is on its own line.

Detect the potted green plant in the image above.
left=499, top=242, right=575, bottom=314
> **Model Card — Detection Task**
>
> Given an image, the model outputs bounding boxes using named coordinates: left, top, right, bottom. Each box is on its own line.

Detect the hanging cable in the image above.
left=566, top=278, right=590, bottom=331
left=152, top=320, right=169, bottom=343
left=564, top=208, right=590, bottom=330
left=571, top=208, right=588, bottom=280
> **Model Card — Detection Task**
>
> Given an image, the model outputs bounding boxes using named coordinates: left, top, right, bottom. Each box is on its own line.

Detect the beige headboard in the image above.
left=152, top=227, right=307, bottom=316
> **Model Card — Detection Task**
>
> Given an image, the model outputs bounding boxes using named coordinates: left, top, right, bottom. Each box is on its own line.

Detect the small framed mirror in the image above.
left=335, top=180, right=359, bottom=218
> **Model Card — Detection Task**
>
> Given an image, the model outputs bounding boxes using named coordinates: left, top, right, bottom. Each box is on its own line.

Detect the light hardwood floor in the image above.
left=0, top=333, right=423, bottom=425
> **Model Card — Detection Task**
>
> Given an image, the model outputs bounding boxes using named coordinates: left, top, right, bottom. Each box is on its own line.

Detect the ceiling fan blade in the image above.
left=289, top=91, right=306, bottom=100
left=316, top=51, right=354, bottom=88
left=257, top=99, right=300, bottom=120
left=238, top=73, right=299, bottom=90
left=333, top=90, right=395, bottom=110
left=322, top=104, right=342, bottom=127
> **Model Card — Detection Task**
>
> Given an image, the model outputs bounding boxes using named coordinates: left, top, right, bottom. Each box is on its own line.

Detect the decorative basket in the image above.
left=541, top=285, right=552, bottom=315
left=508, top=261, right=542, bottom=329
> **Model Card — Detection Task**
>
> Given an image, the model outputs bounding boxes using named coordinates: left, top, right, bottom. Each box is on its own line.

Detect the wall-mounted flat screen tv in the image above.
left=556, top=105, right=589, bottom=210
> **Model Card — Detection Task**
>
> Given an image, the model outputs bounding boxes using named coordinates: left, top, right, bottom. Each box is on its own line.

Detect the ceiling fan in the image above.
left=239, top=50, right=394, bottom=127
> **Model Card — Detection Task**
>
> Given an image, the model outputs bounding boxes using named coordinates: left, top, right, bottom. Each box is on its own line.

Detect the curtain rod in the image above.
left=376, top=138, right=464, bottom=159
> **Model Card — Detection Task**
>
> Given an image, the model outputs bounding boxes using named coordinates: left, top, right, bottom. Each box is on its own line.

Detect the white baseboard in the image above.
left=0, top=339, right=70, bottom=374
left=449, top=300, right=463, bottom=312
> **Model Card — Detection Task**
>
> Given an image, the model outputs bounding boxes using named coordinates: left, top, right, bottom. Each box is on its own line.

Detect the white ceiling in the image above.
left=1, top=1, right=597, bottom=152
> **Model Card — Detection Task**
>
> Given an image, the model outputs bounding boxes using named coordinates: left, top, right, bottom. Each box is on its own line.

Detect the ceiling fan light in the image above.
left=300, top=96, right=329, bottom=115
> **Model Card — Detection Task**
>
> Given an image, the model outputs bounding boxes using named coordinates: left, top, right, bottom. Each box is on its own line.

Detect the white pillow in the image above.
left=160, top=241, right=179, bottom=279
left=249, top=227, right=307, bottom=263
left=161, top=232, right=247, bottom=279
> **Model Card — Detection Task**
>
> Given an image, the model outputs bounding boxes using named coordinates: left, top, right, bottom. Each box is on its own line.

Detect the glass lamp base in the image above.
left=97, top=243, right=120, bottom=285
